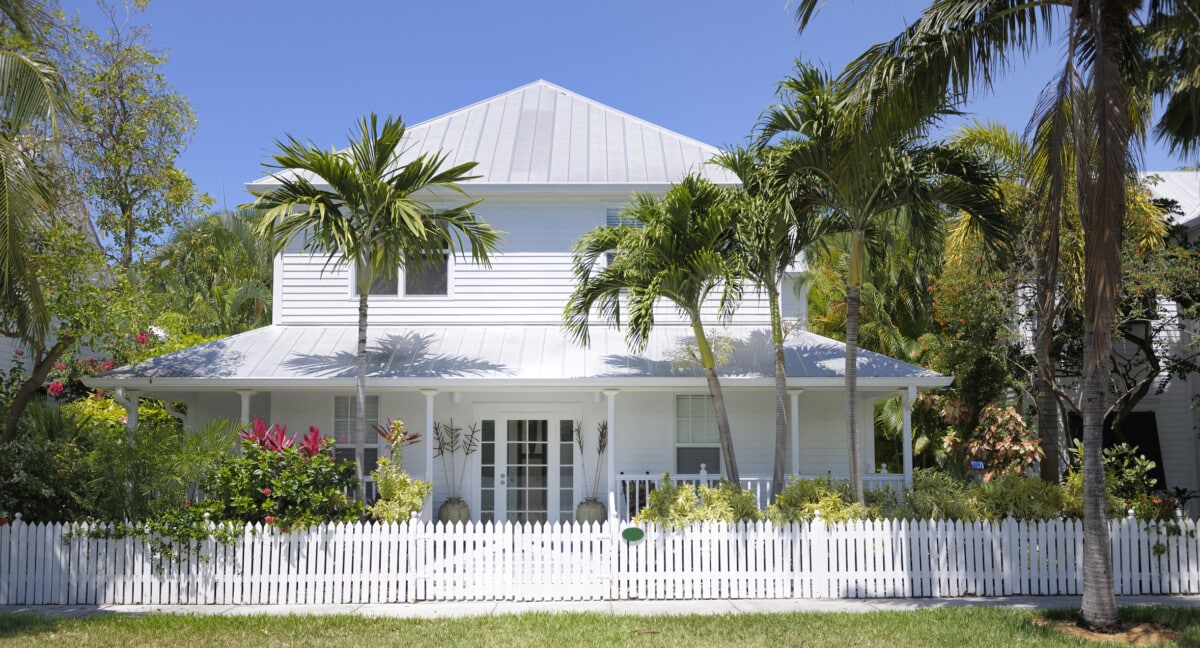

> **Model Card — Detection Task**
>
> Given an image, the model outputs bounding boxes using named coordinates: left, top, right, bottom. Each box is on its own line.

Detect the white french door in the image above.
left=477, top=406, right=578, bottom=523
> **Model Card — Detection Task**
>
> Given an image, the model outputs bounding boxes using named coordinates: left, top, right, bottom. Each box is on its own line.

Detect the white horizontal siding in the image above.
left=275, top=195, right=787, bottom=327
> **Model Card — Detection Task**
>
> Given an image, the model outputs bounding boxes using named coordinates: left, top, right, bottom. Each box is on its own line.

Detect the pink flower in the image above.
left=135, top=331, right=148, bottom=345
left=46, top=381, right=64, bottom=398
left=12, top=349, right=22, bottom=357
left=264, top=515, right=275, bottom=523
left=53, top=361, right=66, bottom=371
left=262, top=488, right=271, bottom=497
left=92, top=390, right=106, bottom=400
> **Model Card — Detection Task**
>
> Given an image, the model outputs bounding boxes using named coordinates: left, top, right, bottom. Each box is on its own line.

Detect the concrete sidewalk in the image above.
left=4, top=595, right=1200, bottom=619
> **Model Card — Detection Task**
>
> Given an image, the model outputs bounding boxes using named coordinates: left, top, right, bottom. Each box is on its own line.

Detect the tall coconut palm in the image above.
left=564, top=175, right=744, bottom=482
left=715, top=147, right=819, bottom=499
left=791, top=0, right=1200, bottom=628
left=248, top=114, right=501, bottom=498
left=757, top=62, right=1009, bottom=505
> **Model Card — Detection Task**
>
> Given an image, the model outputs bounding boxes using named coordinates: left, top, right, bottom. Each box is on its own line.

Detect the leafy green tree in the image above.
left=564, top=175, right=744, bottom=482
left=757, top=62, right=1008, bottom=505
left=716, top=147, right=818, bottom=498
left=60, top=0, right=207, bottom=271
left=249, top=114, right=500, bottom=499
left=792, top=0, right=1200, bottom=626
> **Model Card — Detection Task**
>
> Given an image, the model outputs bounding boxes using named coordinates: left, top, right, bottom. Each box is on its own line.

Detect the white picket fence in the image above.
left=2, top=515, right=1198, bottom=605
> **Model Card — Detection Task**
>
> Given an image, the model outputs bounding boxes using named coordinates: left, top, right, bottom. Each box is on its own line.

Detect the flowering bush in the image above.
left=196, top=417, right=362, bottom=530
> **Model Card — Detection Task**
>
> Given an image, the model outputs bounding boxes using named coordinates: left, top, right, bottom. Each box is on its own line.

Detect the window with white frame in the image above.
left=604, top=207, right=642, bottom=266
left=333, top=395, right=380, bottom=473
left=675, top=394, right=721, bottom=475
left=404, top=252, right=449, bottom=295
left=353, top=252, right=449, bottom=297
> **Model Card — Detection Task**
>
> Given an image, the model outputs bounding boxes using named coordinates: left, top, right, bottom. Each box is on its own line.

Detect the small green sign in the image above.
left=621, top=527, right=645, bottom=543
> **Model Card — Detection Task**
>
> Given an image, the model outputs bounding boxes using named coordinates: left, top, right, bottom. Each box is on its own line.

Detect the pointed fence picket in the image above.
left=2, top=515, right=1200, bottom=604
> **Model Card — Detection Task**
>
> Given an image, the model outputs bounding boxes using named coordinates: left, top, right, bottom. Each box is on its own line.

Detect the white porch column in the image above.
left=902, top=385, right=916, bottom=487
left=421, top=389, right=437, bottom=520
left=789, top=389, right=803, bottom=477
left=235, top=390, right=256, bottom=424
left=603, top=389, right=618, bottom=518
left=114, top=388, right=138, bottom=435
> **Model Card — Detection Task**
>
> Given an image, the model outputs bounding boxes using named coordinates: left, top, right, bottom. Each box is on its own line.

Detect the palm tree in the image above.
left=0, top=3, right=69, bottom=349
left=564, top=175, right=744, bottom=482
left=757, top=62, right=1008, bottom=505
left=248, top=114, right=501, bottom=497
left=790, top=0, right=1199, bottom=627
left=150, top=209, right=273, bottom=336
left=715, top=147, right=818, bottom=499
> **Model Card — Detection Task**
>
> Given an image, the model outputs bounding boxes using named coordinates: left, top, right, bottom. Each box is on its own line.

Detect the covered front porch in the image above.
left=89, top=324, right=950, bottom=522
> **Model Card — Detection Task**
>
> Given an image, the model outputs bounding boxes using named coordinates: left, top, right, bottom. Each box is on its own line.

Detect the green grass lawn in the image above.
left=0, top=606, right=1194, bottom=647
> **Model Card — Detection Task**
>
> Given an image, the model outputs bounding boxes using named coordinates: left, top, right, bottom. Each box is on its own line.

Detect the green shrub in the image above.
left=695, top=479, right=764, bottom=523
left=902, top=469, right=983, bottom=521
left=974, top=474, right=1064, bottom=521
left=633, top=474, right=763, bottom=527
left=1060, top=470, right=1125, bottom=519
left=766, top=476, right=873, bottom=524
left=369, top=457, right=432, bottom=523
left=633, top=474, right=700, bottom=528
left=198, top=419, right=361, bottom=530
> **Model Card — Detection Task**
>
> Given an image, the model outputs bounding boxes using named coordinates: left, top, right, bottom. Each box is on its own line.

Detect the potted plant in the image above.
left=368, top=419, right=432, bottom=523
left=434, top=419, right=479, bottom=523
left=575, top=420, right=609, bottom=524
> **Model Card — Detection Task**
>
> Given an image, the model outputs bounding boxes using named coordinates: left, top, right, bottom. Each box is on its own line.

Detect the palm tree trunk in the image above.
left=846, top=231, right=865, bottom=505
left=1079, top=2, right=1128, bottom=628
left=691, top=319, right=739, bottom=484
left=1036, top=200, right=1063, bottom=482
left=768, top=284, right=788, bottom=500
left=355, top=292, right=368, bottom=503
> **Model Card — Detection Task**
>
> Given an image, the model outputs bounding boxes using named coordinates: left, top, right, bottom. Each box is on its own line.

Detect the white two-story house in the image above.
left=91, top=80, right=951, bottom=522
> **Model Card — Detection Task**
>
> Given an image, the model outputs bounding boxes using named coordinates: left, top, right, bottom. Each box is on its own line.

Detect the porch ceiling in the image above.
left=87, top=325, right=950, bottom=391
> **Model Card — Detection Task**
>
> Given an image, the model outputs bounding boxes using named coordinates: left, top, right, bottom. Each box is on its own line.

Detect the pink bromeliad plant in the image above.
left=239, top=417, right=331, bottom=456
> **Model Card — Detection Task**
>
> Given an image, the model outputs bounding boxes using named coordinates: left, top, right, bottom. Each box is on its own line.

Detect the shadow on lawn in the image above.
left=1041, top=606, right=1200, bottom=647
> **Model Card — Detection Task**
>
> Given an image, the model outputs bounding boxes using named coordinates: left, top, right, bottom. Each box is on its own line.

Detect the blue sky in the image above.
left=64, top=1, right=1191, bottom=208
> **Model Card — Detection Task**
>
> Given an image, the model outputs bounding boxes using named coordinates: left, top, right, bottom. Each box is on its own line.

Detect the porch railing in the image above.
left=617, top=471, right=906, bottom=518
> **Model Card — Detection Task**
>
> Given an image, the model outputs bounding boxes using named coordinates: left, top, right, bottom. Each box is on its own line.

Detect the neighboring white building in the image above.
left=90, top=80, right=949, bottom=522
left=1134, top=171, right=1200, bottom=495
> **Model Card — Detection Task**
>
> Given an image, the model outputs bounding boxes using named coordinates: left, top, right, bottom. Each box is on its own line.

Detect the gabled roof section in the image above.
left=249, top=80, right=737, bottom=190
left=88, top=325, right=949, bottom=390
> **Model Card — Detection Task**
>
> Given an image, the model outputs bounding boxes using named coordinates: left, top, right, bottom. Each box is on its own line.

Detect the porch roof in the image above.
left=88, top=325, right=951, bottom=392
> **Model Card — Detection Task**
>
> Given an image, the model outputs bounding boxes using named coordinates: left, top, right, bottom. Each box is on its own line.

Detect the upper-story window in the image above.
left=606, top=207, right=642, bottom=229
left=355, top=252, right=450, bottom=297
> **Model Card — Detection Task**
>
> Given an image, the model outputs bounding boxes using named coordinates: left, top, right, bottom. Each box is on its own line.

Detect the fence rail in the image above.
left=1, top=516, right=1196, bottom=605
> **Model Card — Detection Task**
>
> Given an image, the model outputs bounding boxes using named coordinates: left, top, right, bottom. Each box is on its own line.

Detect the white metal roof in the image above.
left=1145, top=171, right=1200, bottom=232
left=89, top=325, right=949, bottom=391
left=247, top=80, right=738, bottom=191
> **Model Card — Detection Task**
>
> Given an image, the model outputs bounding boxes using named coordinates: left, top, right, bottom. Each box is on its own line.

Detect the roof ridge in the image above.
left=408, top=80, right=724, bottom=156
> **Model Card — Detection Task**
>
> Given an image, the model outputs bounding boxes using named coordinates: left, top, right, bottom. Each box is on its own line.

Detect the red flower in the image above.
left=135, top=331, right=148, bottom=345
left=11, top=349, right=21, bottom=357
left=46, top=381, right=64, bottom=398
left=264, top=515, right=275, bottom=523
left=262, top=488, right=271, bottom=497
left=299, top=426, right=326, bottom=458
left=184, top=500, right=192, bottom=508
left=0, top=517, right=9, bottom=525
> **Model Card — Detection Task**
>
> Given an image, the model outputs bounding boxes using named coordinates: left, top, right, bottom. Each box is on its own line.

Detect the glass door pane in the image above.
left=505, top=419, right=548, bottom=523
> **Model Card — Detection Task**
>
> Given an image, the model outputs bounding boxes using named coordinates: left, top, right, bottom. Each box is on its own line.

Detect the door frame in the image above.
left=473, top=402, right=582, bottom=523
